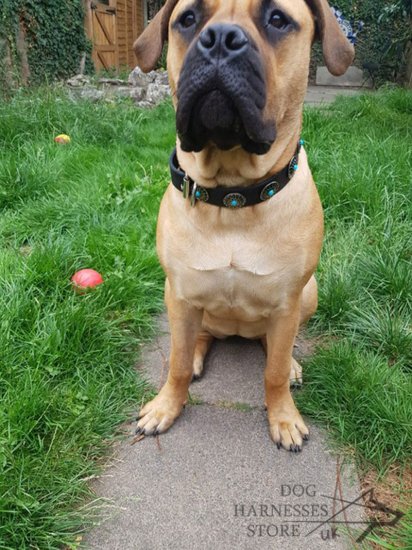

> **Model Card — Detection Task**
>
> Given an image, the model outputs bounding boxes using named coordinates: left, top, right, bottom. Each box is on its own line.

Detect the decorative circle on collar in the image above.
left=288, top=155, right=299, bottom=179
left=194, top=186, right=209, bottom=203
left=260, top=182, right=279, bottom=201
left=223, top=193, right=247, bottom=209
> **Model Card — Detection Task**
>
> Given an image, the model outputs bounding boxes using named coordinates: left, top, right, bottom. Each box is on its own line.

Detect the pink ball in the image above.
left=71, top=269, right=104, bottom=290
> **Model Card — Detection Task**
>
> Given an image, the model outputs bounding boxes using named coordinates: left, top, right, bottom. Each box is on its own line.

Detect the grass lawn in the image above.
left=0, top=87, right=411, bottom=548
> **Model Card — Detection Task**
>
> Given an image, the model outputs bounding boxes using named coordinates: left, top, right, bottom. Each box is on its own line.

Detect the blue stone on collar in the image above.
left=194, top=187, right=209, bottom=202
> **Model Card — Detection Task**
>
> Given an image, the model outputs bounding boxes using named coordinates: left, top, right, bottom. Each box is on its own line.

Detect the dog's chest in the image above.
left=168, top=231, right=298, bottom=320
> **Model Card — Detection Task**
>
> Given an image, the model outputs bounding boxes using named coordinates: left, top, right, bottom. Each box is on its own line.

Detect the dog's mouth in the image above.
left=176, top=30, right=276, bottom=155
left=191, top=90, right=248, bottom=151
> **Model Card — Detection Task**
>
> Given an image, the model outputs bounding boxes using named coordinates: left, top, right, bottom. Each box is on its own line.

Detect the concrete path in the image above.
left=305, top=85, right=364, bottom=106
left=84, top=315, right=364, bottom=550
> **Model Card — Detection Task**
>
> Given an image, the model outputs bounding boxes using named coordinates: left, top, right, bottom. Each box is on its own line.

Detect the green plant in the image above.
left=378, top=1, right=412, bottom=70
left=310, top=1, right=411, bottom=84
left=0, top=0, right=93, bottom=92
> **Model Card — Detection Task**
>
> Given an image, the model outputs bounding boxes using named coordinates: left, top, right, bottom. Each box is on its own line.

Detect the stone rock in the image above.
left=69, top=87, right=104, bottom=102
left=316, top=66, right=372, bottom=88
left=128, top=66, right=157, bottom=87
left=146, top=82, right=171, bottom=104
left=98, top=77, right=128, bottom=86
left=65, top=68, right=171, bottom=107
left=67, top=74, right=91, bottom=87
left=129, top=87, right=146, bottom=102
left=104, top=86, right=135, bottom=99
left=155, top=70, right=169, bottom=85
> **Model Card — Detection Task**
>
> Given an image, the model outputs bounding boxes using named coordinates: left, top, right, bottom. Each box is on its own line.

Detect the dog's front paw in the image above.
left=136, top=387, right=186, bottom=436
left=267, top=399, right=309, bottom=452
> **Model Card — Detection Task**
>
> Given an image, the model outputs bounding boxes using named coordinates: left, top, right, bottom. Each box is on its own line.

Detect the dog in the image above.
left=133, top=0, right=354, bottom=452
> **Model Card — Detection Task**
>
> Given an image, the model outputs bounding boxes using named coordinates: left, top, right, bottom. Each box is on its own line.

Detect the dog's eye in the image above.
left=179, top=10, right=196, bottom=28
left=268, top=10, right=289, bottom=30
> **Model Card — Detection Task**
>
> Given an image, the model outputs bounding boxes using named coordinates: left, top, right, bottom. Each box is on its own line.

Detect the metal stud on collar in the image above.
left=260, top=182, right=279, bottom=201
left=194, top=186, right=209, bottom=203
left=288, top=155, right=299, bottom=179
left=223, top=192, right=246, bottom=209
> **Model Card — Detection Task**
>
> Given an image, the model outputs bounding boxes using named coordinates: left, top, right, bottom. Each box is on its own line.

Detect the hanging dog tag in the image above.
left=182, top=175, right=190, bottom=199
left=190, top=182, right=198, bottom=207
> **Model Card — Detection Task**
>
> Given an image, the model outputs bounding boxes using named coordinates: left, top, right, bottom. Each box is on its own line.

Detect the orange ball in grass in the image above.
left=71, top=269, right=104, bottom=291
left=54, top=134, right=71, bottom=144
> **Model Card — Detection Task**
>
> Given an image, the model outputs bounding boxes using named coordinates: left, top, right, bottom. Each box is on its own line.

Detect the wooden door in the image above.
left=89, top=1, right=118, bottom=71
left=117, top=0, right=141, bottom=69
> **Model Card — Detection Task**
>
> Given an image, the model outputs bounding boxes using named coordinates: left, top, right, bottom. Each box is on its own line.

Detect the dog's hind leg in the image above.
left=289, top=358, right=302, bottom=387
left=276, top=274, right=317, bottom=389
left=192, top=331, right=214, bottom=381
left=260, top=335, right=267, bottom=353
left=300, top=275, right=318, bottom=325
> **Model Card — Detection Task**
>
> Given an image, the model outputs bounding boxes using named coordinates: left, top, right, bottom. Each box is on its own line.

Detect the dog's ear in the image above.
left=306, top=0, right=354, bottom=76
left=133, top=0, right=180, bottom=72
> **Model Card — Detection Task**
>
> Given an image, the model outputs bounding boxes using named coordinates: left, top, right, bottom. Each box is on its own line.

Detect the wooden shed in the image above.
left=84, top=0, right=146, bottom=72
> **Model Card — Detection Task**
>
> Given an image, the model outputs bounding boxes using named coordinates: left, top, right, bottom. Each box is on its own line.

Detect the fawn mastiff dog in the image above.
left=134, top=0, right=354, bottom=451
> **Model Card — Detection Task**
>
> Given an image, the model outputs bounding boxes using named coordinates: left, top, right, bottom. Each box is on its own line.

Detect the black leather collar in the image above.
left=169, top=140, right=303, bottom=208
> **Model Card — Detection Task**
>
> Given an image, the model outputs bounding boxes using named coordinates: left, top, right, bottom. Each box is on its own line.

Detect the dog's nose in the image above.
left=197, top=23, right=248, bottom=60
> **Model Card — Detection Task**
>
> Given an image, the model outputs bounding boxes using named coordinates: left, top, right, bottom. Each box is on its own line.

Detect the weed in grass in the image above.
left=346, top=302, right=412, bottom=369
left=360, top=466, right=412, bottom=549
left=357, top=249, right=412, bottom=309
left=367, top=507, right=412, bottom=549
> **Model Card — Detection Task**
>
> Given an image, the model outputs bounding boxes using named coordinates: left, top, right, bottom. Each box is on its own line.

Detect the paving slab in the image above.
left=84, top=315, right=364, bottom=549
left=315, top=66, right=372, bottom=88
left=305, top=85, right=363, bottom=106
left=84, top=406, right=362, bottom=550
left=139, top=314, right=313, bottom=408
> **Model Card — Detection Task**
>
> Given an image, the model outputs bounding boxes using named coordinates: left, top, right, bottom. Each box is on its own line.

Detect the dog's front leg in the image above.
left=137, top=287, right=202, bottom=436
left=265, top=298, right=309, bottom=452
